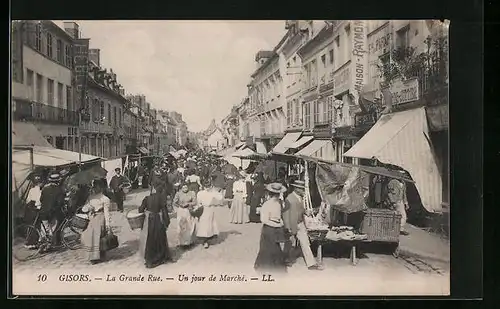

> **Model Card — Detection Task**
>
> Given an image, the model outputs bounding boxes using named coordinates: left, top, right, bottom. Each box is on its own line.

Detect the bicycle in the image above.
left=13, top=206, right=88, bottom=262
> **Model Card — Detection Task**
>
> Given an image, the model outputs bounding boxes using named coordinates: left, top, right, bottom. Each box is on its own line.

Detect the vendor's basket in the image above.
left=126, top=210, right=145, bottom=230
left=71, top=213, right=90, bottom=230
left=360, top=209, right=401, bottom=243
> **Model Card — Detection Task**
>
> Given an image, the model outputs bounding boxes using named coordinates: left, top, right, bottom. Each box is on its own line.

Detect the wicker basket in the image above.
left=71, top=214, right=90, bottom=230
left=360, top=209, right=401, bottom=243
left=126, top=210, right=145, bottom=230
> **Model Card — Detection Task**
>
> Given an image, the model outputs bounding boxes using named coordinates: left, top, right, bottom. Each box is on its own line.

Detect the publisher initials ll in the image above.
left=262, top=274, right=274, bottom=282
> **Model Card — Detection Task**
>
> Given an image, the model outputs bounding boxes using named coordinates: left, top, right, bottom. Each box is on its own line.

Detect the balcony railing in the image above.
left=412, top=64, right=449, bottom=106
left=13, top=100, right=79, bottom=125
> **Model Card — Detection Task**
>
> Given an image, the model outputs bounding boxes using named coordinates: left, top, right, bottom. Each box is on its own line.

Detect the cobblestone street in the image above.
left=13, top=190, right=449, bottom=295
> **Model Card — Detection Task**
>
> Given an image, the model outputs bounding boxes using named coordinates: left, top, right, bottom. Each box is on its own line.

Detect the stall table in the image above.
left=310, top=234, right=372, bottom=266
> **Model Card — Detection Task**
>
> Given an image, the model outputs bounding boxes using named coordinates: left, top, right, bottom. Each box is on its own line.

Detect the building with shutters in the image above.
left=11, top=20, right=79, bottom=151
left=80, top=56, right=128, bottom=158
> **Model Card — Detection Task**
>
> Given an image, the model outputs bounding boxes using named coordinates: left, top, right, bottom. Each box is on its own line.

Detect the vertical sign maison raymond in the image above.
left=351, top=20, right=368, bottom=105
left=72, top=38, right=90, bottom=112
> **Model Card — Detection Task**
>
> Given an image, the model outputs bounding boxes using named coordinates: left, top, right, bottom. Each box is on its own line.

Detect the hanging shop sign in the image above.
left=72, top=38, right=90, bottom=111
left=390, top=77, right=420, bottom=106
left=351, top=20, right=369, bottom=105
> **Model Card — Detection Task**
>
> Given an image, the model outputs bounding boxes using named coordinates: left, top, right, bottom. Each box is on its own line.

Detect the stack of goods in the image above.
left=326, top=226, right=368, bottom=241
left=304, top=215, right=329, bottom=240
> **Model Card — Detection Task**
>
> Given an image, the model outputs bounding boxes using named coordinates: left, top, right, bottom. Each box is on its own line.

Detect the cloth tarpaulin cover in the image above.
left=103, top=158, right=123, bottom=186
left=315, top=162, right=369, bottom=214
left=271, top=132, right=301, bottom=154
left=12, top=146, right=100, bottom=167
left=12, top=121, right=52, bottom=147
left=343, top=107, right=442, bottom=212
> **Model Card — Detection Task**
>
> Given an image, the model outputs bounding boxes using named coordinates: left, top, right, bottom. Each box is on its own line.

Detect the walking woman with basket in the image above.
left=138, top=185, right=171, bottom=268
left=81, top=180, right=114, bottom=265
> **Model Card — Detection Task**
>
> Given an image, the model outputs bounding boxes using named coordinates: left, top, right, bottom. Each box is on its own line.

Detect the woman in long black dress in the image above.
left=254, top=183, right=287, bottom=273
left=138, top=185, right=171, bottom=268
left=249, top=173, right=265, bottom=223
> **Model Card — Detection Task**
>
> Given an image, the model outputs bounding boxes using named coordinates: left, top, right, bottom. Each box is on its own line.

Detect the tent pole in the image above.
left=29, top=145, right=34, bottom=171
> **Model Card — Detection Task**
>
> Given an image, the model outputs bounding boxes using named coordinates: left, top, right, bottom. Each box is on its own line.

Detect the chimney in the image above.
left=89, top=49, right=100, bottom=66
left=63, top=22, right=80, bottom=39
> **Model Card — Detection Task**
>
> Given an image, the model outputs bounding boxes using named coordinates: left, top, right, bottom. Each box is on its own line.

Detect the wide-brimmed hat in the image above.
left=48, top=174, right=61, bottom=182
left=265, top=182, right=287, bottom=194
left=59, top=169, right=69, bottom=176
left=291, top=180, right=305, bottom=189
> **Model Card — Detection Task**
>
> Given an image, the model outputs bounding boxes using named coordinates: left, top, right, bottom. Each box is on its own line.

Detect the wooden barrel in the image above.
left=71, top=213, right=90, bottom=230
left=126, top=209, right=145, bottom=230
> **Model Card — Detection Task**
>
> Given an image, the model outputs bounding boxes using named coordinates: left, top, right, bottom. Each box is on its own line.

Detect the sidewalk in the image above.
left=399, top=224, right=450, bottom=265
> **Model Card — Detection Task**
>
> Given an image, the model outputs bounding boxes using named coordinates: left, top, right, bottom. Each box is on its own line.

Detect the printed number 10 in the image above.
left=37, top=274, right=47, bottom=282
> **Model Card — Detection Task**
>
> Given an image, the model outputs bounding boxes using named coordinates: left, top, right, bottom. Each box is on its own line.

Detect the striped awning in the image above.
left=343, top=107, right=442, bottom=213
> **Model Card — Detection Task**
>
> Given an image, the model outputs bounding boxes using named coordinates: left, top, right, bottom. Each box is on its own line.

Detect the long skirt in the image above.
left=229, top=194, right=249, bottom=224
left=139, top=211, right=170, bottom=267
left=177, top=207, right=196, bottom=246
left=81, top=212, right=106, bottom=262
left=196, top=206, right=219, bottom=239
left=254, top=225, right=287, bottom=273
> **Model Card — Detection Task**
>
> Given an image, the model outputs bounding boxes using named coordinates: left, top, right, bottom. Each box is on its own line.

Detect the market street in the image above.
left=13, top=189, right=449, bottom=295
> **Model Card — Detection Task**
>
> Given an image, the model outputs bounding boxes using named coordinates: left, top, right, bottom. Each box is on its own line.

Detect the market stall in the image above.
left=265, top=151, right=414, bottom=266
left=303, top=156, right=414, bottom=265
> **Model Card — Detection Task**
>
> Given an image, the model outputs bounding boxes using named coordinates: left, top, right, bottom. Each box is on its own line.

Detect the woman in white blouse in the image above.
left=81, top=179, right=112, bottom=264
left=229, top=173, right=249, bottom=224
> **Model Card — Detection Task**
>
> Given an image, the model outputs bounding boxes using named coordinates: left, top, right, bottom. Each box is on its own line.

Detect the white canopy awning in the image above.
left=296, top=139, right=336, bottom=161
left=343, top=107, right=442, bottom=213
left=271, top=132, right=301, bottom=154
left=287, top=135, right=314, bottom=150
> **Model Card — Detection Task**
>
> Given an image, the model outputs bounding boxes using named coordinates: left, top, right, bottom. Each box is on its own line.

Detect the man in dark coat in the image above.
left=40, top=173, right=65, bottom=245
left=109, top=168, right=127, bottom=212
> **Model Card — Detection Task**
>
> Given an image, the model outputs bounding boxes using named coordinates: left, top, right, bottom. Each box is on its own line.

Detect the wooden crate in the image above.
left=360, top=209, right=401, bottom=243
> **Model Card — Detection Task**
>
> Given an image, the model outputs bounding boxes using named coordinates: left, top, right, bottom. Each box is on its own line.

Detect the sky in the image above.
left=54, top=20, right=286, bottom=132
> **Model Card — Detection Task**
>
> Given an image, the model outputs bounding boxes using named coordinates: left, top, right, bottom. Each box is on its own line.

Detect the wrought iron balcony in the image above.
left=13, top=100, right=79, bottom=125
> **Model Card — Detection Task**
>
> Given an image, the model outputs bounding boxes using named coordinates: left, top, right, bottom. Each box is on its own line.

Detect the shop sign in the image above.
left=390, top=78, right=420, bottom=106
left=72, top=38, right=90, bottom=111
left=351, top=20, right=369, bottom=104
left=333, top=65, right=350, bottom=96
left=355, top=112, right=377, bottom=127
left=368, top=24, right=391, bottom=59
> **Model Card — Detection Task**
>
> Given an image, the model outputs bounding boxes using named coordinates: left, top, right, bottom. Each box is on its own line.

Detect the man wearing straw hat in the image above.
left=282, top=180, right=322, bottom=270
